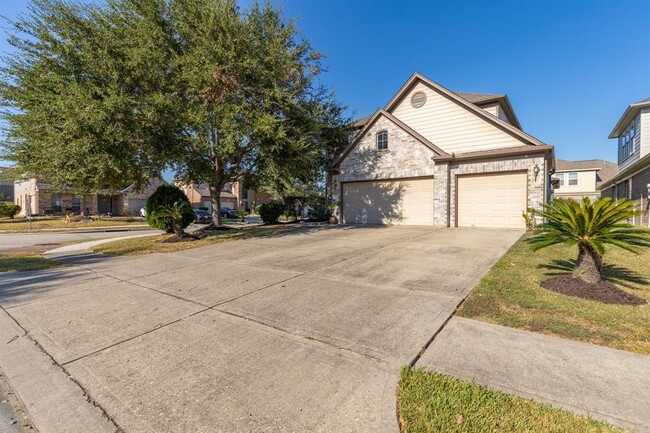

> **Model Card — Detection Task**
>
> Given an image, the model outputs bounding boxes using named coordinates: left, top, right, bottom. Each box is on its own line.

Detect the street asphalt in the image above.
left=0, top=229, right=161, bottom=251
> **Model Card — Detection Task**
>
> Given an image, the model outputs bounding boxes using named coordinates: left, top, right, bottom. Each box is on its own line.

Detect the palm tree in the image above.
left=152, top=200, right=194, bottom=237
left=528, top=197, right=650, bottom=284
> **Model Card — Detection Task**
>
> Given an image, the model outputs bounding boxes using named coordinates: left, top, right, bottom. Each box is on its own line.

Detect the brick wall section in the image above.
left=630, top=166, right=650, bottom=226
left=433, top=162, right=449, bottom=225
left=447, top=154, right=547, bottom=226
left=338, top=116, right=436, bottom=183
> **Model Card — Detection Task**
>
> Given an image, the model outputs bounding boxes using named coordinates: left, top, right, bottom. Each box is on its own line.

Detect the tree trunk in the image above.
left=209, top=183, right=223, bottom=227
left=573, top=242, right=604, bottom=284
left=172, top=218, right=185, bottom=236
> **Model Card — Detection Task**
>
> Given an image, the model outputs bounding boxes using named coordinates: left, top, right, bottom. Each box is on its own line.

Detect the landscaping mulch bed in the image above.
left=541, top=275, right=647, bottom=306
left=162, top=233, right=201, bottom=243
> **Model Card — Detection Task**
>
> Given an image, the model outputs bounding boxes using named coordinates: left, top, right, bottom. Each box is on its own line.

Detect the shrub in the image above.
left=145, top=185, right=194, bottom=232
left=259, top=200, right=285, bottom=224
left=0, top=203, right=21, bottom=218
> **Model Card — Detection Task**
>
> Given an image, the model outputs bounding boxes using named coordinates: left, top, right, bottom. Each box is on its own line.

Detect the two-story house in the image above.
left=328, top=72, right=555, bottom=229
left=178, top=180, right=272, bottom=212
left=553, top=159, right=617, bottom=201
left=599, top=98, right=650, bottom=225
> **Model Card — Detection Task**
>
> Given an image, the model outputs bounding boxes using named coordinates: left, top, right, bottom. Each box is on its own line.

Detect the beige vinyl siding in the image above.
left=641, top=108, right=650, bottom=158
left=457, top=172, right=527, bottom=228
left=553, top=170, right=598, bottom=197
left=390, top=82, right=525, bottom=154
left=480, top=103, right=499, bottom=117
left=343, top=178, right=434, bottom=225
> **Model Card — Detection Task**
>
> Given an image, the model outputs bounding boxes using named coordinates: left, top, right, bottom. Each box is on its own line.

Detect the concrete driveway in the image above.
left=0, top=225, right=521, bottom=433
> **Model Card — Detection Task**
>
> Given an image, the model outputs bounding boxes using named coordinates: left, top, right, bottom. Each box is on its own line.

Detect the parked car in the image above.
left=220, top=207, right=238, bottom=218
left=193, top=209, right=211, bottom=224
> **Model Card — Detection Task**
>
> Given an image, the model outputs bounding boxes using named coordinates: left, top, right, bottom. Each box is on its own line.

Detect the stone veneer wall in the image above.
left=447, top=154, right=547, bottom=226
left=330, top=115, right=548, bottom=227
left=338, top=116, right=436, bottom=183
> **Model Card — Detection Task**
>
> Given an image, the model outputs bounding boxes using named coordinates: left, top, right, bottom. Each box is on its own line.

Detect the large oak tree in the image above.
left=1, top=0, right=349, bottom=225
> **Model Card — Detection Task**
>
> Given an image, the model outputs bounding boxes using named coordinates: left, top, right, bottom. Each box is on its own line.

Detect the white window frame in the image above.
left=556, top=173, right=565, bottom=187
left=376, top=131, right=388, bottom=151
left=568, top=172, right=578, bottom=186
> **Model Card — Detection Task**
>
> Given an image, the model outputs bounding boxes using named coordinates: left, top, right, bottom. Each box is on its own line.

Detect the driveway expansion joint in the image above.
left=1, top=306, right=124, bottom=433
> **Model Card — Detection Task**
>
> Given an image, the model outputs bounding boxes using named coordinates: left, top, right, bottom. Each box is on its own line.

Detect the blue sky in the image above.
left=2, top=0, right=649, bottom=168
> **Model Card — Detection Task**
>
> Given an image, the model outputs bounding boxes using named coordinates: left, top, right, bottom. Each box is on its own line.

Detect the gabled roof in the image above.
left=383, top=72, right=543, bottom=146
left=331, top=108, right=449, bottom=168
left=609, top=97, right=650, bottom=138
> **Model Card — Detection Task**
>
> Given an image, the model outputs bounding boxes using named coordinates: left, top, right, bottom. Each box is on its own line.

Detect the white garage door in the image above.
left=457, top=172, right=527, bottom=228
left=221, top=201, right=235, bottom=209
left=343, top=178, right=434, bottom=225
left=127, top=198, right=146, bottom=216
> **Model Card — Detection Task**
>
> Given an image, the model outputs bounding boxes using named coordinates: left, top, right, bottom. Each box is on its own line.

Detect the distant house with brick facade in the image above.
left=14, top=177, right=167, bottom=217
left=599, top=97, right=650, bottom=225
left=328, top=72, right=554, bottom=228
left=178, top=180, right=272, bottom=212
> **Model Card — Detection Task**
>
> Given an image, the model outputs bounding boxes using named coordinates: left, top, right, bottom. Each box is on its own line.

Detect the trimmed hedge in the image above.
left=0, top=203, right=21, bottom=218
left=145, top=185, right=195, bottom=232
left=259, top=200, right=285, bottom=224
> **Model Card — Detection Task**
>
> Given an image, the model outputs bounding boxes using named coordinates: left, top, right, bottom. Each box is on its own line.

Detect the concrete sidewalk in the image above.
left=416, top=317, right=650, bottom=432
left=43, top=232, right=160, bottom=256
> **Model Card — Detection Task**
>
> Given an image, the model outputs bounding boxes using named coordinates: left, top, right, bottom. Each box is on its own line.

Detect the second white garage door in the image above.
left=343, top=178, right=434, bottom=225
left=457, top=172, right=527, bottom=229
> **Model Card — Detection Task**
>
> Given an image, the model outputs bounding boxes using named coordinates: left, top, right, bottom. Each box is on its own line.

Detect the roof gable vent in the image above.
left=410, top=91, right=427, bottom=108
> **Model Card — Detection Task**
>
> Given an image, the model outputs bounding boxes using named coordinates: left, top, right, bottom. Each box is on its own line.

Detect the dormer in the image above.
left=455, top=93, right=521, bottom=129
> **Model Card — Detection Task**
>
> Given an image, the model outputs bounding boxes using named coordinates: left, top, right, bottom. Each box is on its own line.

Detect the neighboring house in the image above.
left=328, top=72, right=555, bottom=229
left=553, top=159, right=617, bottom=200
left=599, top=97, right=650, bottom=225
left=14, top=177, right=167, bottom=216
left=179, top=180, right=272, bottom=212
left=0, top=167, right=13, bottom=202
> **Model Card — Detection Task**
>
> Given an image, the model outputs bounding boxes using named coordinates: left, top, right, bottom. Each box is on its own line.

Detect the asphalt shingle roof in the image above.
left=555, top=159, right=618, bottom=186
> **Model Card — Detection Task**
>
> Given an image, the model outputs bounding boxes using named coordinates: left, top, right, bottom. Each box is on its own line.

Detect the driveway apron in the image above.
left=0, top=226, right=521, bottom=432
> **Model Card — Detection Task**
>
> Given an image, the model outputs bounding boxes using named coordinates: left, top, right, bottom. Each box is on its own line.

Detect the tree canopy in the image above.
left=1, top=0, right=350, bottom=224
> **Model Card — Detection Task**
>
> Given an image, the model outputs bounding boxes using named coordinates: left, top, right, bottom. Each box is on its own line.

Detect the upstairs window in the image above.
left=568, top=172, right=578, bottom=186
left=556, top=173, right=565, bottom=187
left=376, top=131, right=388, bottom=150
left=619, top=120, right=637, bottom=161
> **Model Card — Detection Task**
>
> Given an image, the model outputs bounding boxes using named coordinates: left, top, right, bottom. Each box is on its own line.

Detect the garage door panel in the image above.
left=343, top=178, right=433, bottom=226
left=457, top=172, right=527, bottom=229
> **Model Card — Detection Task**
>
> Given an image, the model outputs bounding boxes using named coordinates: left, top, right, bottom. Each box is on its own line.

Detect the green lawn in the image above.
left=458, top=235, right=650, bottom=355
left=0, top=216, right=148, bottom=232
left=398, top=367, right=625, bottom=433
left=0, top=251, right=68, bottom=272
left=92, top=224, right=302, bottom=256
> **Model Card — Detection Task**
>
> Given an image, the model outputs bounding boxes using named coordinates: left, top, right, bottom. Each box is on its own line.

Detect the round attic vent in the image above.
left=410, top=91, right=427, bottom=108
